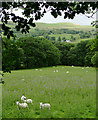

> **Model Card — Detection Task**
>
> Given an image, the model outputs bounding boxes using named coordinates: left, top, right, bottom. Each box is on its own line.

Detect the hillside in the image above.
left=1, top=21, right=96, bottom=43
left=4, top=21, right=94, bottom=31
left=35, top=22, right=93, bottom=31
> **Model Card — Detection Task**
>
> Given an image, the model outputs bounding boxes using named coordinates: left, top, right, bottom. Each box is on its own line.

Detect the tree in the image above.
left=17, top=36, right=61, bottom=68
left=62, top=37, right=66, bottom=41
left=58, top=36, right=61, bottom=42
left=54, top=42, right=74, bottom=65
left=51, top=36, right=56, bottom=41
left=1, top=2, right=98, bottom=39
left=2, top=37, right=24, bottom=72
left=91, top=53, right=96, bottom=67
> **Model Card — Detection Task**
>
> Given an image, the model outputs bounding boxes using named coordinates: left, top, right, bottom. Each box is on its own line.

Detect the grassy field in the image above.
left=2, top=66, right=96, bottom=118
left=35, top=22, right=94, bottom=31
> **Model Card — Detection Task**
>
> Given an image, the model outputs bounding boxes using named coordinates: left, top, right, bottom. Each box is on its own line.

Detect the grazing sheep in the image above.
left=16, top=101, right=29, bottom=110
left=56, top=70, right=58, bottom=72
left=23, top=99, right=33, bottom=104
left=86, top=66, right=89, bottom=68
left=40, top=102, right=51, bottom=110
left=21, top=79, right=24, bottom=81
left=21, top=95, right=26, bottom=101
left=66, top=71, right=69, bottom=73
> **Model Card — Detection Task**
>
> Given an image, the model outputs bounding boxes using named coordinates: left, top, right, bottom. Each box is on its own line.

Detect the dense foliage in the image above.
left=2, top=37, right=61, bottom=72
left=55, top=40, right=95, bottom=67
left=2, top=36, right=95, bottom=72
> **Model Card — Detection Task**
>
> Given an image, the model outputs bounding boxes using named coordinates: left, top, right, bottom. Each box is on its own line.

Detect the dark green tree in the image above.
left=2, top=37, right=24, bottom=72
left=62, top=37, right=66, bottom=41
left=54, top=42, right=74, bottom=65
left=17, top=37, right=61, bottom=68
left=58, top=36, right=61, bottom=42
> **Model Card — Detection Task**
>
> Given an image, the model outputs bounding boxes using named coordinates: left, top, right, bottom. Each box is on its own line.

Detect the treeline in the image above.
left=2, top=36, right=96, bottom=72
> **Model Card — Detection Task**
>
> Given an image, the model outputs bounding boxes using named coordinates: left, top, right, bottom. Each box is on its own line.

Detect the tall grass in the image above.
left=2, top=66, right=96, bottom=118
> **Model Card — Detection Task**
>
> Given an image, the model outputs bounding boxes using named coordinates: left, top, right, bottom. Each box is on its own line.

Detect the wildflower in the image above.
left=93, top=83, right=95, bottom=85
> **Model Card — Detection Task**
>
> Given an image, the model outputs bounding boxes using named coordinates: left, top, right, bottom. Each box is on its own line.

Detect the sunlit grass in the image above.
left=2, top=66, right=96, bottom=118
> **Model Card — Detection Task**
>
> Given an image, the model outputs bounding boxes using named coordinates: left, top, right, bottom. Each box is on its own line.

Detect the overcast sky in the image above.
left=13, top=9, right=96, bottom=26
left=35, top=11, right=96, bottom=25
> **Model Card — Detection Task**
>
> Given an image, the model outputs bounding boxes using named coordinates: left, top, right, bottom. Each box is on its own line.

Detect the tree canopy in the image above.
left=1, top=1, right=98, bottom=39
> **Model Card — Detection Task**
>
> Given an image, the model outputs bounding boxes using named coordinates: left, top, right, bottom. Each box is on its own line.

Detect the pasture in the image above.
left=2, top=66, right=96, bottom=118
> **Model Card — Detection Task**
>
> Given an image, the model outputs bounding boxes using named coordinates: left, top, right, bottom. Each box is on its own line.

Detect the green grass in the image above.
left=2, top=66, right=96, bottom=118
left=35, top=22, right=94, bottom=31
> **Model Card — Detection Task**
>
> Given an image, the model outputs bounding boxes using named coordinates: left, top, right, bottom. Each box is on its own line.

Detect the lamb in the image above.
left=66, top=71, right=69, bottom=73
left=23, top=99, right=33, bottom=104
left=16, top=101, right=29, bottom=110
left=21, top=94, right=26, bottom=101
left=40, top=102, right=51, bottom=110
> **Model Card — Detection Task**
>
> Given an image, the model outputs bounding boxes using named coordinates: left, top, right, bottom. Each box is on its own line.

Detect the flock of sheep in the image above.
left=16, top=95, right=51, bottom=110
left=16, top=66, right=89, bottom=111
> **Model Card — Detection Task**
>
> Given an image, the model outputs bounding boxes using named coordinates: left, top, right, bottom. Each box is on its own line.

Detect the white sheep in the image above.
left=23, top=99, right=33, bottom=104
left=66, top=71, right=69, bottom=73
left=21, top=95, right=26, bottom=101
left=40, top=102, right=51, bottom=110
left=16, top=101, right=29, bottom=110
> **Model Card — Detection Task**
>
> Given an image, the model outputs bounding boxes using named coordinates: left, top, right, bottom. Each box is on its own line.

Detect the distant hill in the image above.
left=1, top=21, right=94, bottom=31
left=35, top=22, right=93, bottom=31
left=1, top=21, right=96, bottom=43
